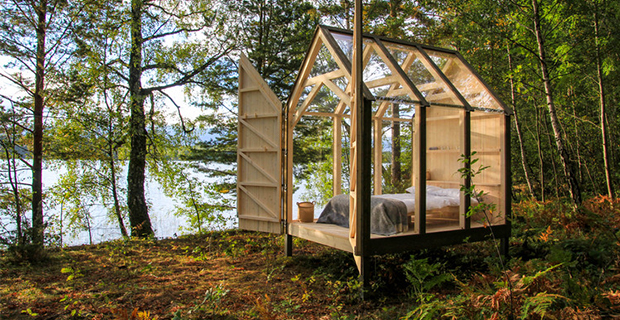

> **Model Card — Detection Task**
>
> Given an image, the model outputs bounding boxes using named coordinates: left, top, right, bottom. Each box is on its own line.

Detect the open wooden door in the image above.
left=237, top=54, right=284, bottom=234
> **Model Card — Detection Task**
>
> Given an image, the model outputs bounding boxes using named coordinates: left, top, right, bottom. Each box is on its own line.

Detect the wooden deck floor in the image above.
left=288, top=220, right=487, bottom=253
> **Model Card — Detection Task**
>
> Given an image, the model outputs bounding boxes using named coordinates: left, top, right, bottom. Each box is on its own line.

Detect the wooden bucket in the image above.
left=297, top=201, right=315, bottom=223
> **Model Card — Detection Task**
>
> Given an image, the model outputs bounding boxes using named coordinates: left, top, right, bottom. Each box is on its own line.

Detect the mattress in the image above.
left=316, top=186, right=471, bottom=235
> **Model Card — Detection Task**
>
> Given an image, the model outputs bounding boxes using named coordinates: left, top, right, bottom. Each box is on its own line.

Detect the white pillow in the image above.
left=429, top=187, right=461, bottom=198
left=406, top=185, right=461, bottom=198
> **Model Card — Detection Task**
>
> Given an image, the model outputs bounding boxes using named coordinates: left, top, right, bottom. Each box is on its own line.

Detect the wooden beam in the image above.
left=304, top=69, right=346, bottom=87
left=238, top=152, right=278, bottom=184
left=293, top=83, right=323, bottom=125
left=374, top=116, right=413, bottom=123
left=323, top=79, right=351, bottom=106
left=365, top=75, right=401, bottom=89
left=238, top=185, right=279, bottom=220
left=319, top=27, right=353, bottom=81
left=238, top=118, right=278, bottom=149
left=288, top=36, right=324, bottom=117
left=302, top=111, right=350, bottom=118
left=319, top=26, right=375, bottom=101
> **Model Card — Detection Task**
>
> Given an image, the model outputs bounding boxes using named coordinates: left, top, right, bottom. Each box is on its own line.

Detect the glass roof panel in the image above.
left=423, top=49, right=504, bottom=111
left=363, top=39, right=392, bottom=83
left=380, top=42, right=464, bottom=107
left=309, top=44, right=341, bottom=78
left=322, top=29, right=503, bottom=111
left=331, top=32, right=354, bottom=61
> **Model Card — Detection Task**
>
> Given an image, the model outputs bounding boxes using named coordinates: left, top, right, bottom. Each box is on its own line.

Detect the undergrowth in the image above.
left=400, top=195, right=620, bottom=319
left=1, top=197, right=620, bottom=319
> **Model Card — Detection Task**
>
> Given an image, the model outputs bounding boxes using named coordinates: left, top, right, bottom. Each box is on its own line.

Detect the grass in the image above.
left=2, top=196, right=620, bottom=319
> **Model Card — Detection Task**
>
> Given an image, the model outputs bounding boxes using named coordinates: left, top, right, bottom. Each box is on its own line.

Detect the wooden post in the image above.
left=357, top=97, right=372, bottom=293
left=414, top=103, right=426, bottom=234
left=334, top=116, right=342, bottom=196
left=502, top=114, right=512, bottom=258
left=374, top=117, right=383, bottom=194
left=352, top=0, right=371, bottom=292
left=460, top=109, right=471, bottom=229
left=285, top=234, right=293, bottom=256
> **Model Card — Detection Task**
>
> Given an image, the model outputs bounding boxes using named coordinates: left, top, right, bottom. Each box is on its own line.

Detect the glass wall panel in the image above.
left=470, top=111, right=505, bottom=226
left=424, top=105, right=464, bottom=231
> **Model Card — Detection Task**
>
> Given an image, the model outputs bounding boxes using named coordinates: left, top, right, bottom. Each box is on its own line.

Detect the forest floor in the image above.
left=1, top=230, right=409, bottom=320
left=2, top=197, right=620, bottom=319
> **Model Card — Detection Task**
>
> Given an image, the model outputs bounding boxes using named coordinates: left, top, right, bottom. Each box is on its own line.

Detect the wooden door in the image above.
left=237, top=54, right=283, bottom=234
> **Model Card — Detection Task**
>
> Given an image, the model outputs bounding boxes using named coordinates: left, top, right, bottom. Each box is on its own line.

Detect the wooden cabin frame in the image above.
left=237, top=25, right=512, bottom=279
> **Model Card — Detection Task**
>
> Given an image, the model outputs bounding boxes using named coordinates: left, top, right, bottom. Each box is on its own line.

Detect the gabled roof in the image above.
left=287, top=25, right=511, bottom=123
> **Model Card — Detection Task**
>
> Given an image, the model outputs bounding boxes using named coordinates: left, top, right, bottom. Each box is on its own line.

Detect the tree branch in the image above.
left=142, top=27, right=204, bottom=42
left=143, top=48, right=232, bottom=93
left=157, top=89, right=194, bottom=134
left=0, top=73, right=35, bottom=96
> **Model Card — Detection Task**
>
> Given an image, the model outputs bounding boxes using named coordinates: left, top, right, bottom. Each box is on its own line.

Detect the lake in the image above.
left=23, top=161, right=312, bottom=247
left=36, top=161, right=237, bottom=246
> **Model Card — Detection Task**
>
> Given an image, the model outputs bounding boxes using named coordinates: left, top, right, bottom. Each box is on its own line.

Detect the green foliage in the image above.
left=458, top=152, right=496, bottom=221
left=188, top=283, right=230, bottom=316
left=403, top=255, right=451, bottom=300
left=149, top=159, right=233, bottom=234
left=60, top=266, right=82, bottom=282
left=234, top=0, right=319, bottom=100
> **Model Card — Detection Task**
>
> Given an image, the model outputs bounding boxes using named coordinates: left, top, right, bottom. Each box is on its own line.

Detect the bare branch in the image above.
left=157, top=89, right=194, bottom=134
left=142, top=62, right=182, bottom=73
left=143, top=27, right=203, bottom=42
left=10, top=0, right=37, bottom=28
left=0, top=73, right=35, bottom=96
left=143, top=48, right=232, bottom=93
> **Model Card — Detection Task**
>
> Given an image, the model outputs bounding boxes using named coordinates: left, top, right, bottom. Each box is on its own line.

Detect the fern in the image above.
left=520, top=292, right=566, bottom=319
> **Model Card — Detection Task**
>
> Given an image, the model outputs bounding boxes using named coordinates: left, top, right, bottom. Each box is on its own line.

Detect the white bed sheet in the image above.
left=374, top=187, right=469, bottom=213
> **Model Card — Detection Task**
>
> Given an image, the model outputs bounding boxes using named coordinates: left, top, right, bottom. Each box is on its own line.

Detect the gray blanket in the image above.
left=316, top=194, right=408, bottom=236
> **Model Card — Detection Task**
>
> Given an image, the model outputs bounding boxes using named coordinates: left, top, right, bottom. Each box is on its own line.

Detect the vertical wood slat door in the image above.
left=237, top=54, right=283, bottom=234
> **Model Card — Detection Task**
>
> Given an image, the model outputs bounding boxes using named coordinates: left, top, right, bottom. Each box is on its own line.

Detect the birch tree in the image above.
left=0, top=0, right=77, bottom=252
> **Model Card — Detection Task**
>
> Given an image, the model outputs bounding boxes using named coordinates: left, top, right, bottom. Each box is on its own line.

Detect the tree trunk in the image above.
left=127, top=0, right=153, bottom=237
left=534, top=104, right=545, bottom=201
left=110, top=153, right=128, bottom=238
left=2, top=134, right=23, bottom=246
left=532, top=0, right=581, bottom=206
left=594, top=6, right=614, bottom=199
left=542, top=111, right=561, bottom=198
left=507, top=45, right=535, bottom=198
left=391, top=103, right=401, bottom=188
left=32, top=0, right=47, bottom=249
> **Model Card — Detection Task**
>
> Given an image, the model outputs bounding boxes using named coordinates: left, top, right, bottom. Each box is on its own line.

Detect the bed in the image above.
left=316, top=186, right=470, bottom=236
